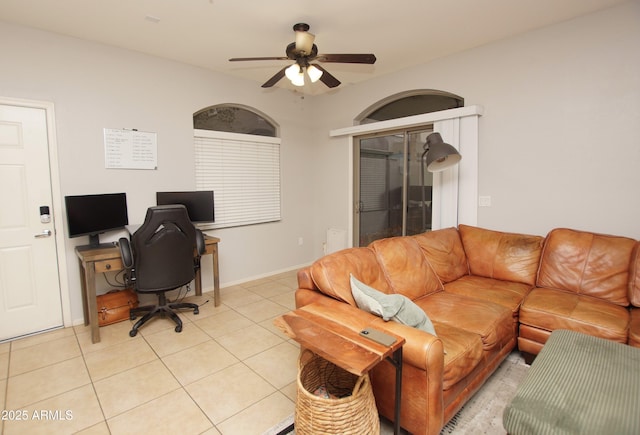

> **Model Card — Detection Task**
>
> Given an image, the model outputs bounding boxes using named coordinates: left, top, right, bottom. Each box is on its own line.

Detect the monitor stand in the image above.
left=76, top=234, right=117, bottom=252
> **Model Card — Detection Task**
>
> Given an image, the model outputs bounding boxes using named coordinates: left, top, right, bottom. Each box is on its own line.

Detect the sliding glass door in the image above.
left=354, top=127, right=434, bottom=246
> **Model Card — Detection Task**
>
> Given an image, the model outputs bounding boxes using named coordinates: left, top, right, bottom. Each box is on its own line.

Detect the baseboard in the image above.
left=215, top=262, right=312, bottom=289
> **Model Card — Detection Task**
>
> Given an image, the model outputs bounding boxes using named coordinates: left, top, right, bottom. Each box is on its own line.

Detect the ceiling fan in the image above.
left=229, top=23, right=376, bottom=89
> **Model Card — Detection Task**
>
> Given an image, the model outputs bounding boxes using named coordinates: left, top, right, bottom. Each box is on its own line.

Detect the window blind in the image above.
left=194, top=130, right=281, bottom=229
left=360, top=154, right=387, bottom=212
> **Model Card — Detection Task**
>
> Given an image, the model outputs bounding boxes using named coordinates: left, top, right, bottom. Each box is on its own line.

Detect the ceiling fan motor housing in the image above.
left=293, top=23, right=310, bottom=32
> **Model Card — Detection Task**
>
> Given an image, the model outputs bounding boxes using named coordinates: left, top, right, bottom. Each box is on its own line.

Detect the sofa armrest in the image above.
left=298, top=292, right=444, bottom=372
left=295, top=287, right=326, bottom=308
left=368, top=314, right=445, bottom=370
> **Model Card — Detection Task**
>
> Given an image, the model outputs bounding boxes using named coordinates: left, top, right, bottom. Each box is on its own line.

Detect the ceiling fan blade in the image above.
left=316, top=53, right=377, bottom=64
left=229, top=56, right=289, bottom=62
left=261, top=66, right=288, bottom=88
left=312, top=64, right=341, bottom=88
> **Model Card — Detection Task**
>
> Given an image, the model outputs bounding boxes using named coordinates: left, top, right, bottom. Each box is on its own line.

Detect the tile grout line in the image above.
left=72, top=326, right=111, bottom=433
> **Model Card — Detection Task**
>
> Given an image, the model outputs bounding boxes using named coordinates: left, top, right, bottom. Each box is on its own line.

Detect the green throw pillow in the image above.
left=350, top=274, right=436, bottom=336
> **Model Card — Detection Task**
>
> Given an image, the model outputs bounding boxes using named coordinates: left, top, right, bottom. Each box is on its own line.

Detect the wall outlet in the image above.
left=298, top=237, right=304, bottom=246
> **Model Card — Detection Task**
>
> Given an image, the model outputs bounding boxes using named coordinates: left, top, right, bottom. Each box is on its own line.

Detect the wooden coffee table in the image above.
left=275, top=302, right=406, bottom=435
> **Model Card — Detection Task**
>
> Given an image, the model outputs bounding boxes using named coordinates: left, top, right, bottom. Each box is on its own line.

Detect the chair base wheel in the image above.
left=127, top=302, right=199, bottom=337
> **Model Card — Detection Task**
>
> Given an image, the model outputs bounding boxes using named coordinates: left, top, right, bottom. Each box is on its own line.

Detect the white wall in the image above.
left=311, top=1, right=640, bottom=244
left=0, top=22, right=318, bottom=324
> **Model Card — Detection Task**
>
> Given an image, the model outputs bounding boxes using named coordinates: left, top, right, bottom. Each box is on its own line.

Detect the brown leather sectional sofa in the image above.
left=295, top=224, right=640, bottom=435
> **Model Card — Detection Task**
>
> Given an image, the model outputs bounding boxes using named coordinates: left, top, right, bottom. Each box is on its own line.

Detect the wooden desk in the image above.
left=275, top=303, right=405, bottom=435
left=76, top=235, right=220, bottom=344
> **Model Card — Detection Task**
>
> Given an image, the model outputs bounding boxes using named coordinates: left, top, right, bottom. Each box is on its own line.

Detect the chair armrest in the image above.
left=195, top=229, right=205, bottom=255
left=118, top=237, right=133, bottom=269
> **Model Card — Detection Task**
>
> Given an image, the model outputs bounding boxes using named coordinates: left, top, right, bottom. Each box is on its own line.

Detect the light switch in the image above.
left=479, top=196, right=492, bottom=207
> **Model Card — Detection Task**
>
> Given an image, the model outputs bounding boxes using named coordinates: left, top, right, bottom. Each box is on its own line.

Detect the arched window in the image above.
left=357, top=89, right=464, bottom=124
left=193, top=104, right=281, bottom=229
left=193, top=104, right=277, bottom=137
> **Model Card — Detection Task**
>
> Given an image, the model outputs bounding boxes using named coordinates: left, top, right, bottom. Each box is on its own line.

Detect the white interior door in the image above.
left=0, top=103, right=63, bottom=341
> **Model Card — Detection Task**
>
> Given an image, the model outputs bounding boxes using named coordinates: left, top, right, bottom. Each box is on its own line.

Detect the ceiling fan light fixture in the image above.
left=285, top=63, right=305, bottom=86
left=229, top=22, right=377, bottom=89
left=307, top=65, right=323, bottom=83
left=284, top=63, right=299, bottom=80
left=291, top=74, right=305, bottom=86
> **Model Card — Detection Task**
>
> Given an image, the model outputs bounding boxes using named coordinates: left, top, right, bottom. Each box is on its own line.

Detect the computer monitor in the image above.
left=65, top=192, right=128, bottom=250
left=156, top=190, right=215, bottom=223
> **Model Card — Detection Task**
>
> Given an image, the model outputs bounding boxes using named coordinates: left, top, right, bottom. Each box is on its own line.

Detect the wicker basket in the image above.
left=295, top=350, right=380, bottom=435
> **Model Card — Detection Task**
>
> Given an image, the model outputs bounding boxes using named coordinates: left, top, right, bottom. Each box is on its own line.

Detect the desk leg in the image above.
left=212, top=244, right=220, bottom=307
left=78, top=260, right=89, bottom=327
left=194, top=267, right=203, bottom=297
left=195, top=243, right=219, bottom=304
left=84, top=263, right=101, bottom=344
left=386, top=347, right=403, bottom=435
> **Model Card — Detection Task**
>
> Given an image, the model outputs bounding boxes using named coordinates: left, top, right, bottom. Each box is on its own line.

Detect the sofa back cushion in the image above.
left=369, top=236, right=443, bottom=300
left=537, top=228, right=635, bottom=306
left=310, top=247, right=390, bottom=306
left=412, top=227, right=469, bottom=283
left=459, top=225, right=543, bottom=286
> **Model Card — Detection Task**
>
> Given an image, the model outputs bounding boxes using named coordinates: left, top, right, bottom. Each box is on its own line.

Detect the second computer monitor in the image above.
left=156, top=190, right=214, bottom=223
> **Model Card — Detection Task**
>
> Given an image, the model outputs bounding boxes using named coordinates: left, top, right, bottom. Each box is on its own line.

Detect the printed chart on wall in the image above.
left=104, top=128, right=157, bottom=169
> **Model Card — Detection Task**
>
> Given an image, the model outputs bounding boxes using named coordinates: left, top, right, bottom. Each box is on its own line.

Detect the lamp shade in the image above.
left=306, top=65, right=323, bottom=83
left=285, top=64, right=304, bottom=86
left=295, top=31, right=315, bottom=55
left=424, top=132, right=462, bottom=172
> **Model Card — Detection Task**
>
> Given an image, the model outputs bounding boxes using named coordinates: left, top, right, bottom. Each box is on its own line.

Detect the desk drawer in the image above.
left=95, top=258, right=124, bottom=274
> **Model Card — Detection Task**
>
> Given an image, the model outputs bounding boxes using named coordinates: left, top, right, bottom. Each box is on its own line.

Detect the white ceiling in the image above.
left=0, top=0, right=627, bottom=95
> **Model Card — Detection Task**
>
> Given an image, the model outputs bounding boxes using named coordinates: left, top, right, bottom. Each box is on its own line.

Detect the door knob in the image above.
left=34, top=229, right=52, bottom=238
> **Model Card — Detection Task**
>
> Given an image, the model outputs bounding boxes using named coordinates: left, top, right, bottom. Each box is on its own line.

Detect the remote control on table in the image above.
left=359, top=327, right=397, bottom=347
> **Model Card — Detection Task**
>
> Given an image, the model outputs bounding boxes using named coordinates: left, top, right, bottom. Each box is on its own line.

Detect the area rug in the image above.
left=438, top=351, right=529, bottom=434
left=262, top=414, right=294, bottom=435
left=265, top=351, right=529, bottom=434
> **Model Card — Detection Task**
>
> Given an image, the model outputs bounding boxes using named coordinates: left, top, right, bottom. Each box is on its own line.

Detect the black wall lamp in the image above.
left=420, top=132, right=462, bottom=231
left=423, top=132, right=461, bottom=172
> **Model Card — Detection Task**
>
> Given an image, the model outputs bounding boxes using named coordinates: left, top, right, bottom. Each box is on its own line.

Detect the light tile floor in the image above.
left=0, top=271, right=303, bottom=435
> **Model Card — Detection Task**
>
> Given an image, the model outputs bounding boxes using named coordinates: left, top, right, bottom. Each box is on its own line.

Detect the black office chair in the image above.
left=118, top=205, right=204, bottom=337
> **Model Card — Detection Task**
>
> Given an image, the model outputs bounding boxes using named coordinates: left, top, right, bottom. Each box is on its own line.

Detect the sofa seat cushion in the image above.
left=433, top=322, right=484, bottom=390
left=415, top=292, right=514, bottom=351
left=444, top=275, right=533, bottom=318
left=520, top=287, right=630, bottom=343
left=629, top=309, right=640, bottom=348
